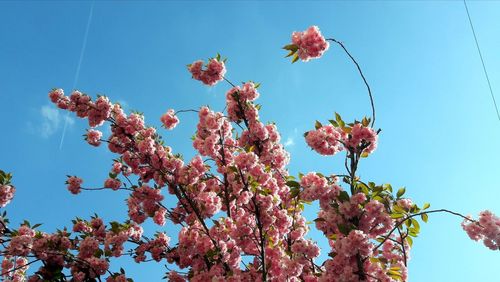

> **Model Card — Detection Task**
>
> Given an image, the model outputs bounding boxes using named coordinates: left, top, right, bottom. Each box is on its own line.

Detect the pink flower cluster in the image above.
left=193, top=106, right=234, bottom=161
left=305, top=123, right=378, bottom=156
left=2, top=257, right=28, bottom=282
left=106, top=274, right=129, bottom=282
left=86, top=129, right=103, bottom=147
left=134, top=232, right=170, bottom=262
left=188, top=57, right=226, bottom=86
left=291, top=26, right=329, bottom=61
left=345, top=123, right=378, bottom=154
left=462, top=210, right=500, bottom=250
left=6, top=225, right=34, bottom=257
left=66, top=176, right=83, bottom=195
left=127, top=185, right=165, bottom=225
left=0, top=184, right=15, bottom=207
left=104, top=178, right=121, bottom=190
left=49, top=89, right=112, bottom=127
left=305, top=125, right=343, bottom=156
left=3, top=216, right=148, bottom=281
left=160, top=109, right=179, bottom=130
left=225, top=82, right=260, bottom=123
left=21, top=32, right=495, bottom=282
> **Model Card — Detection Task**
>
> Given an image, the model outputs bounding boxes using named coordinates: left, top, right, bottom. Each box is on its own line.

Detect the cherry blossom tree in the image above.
left=0, top=26, right=498, bottom=282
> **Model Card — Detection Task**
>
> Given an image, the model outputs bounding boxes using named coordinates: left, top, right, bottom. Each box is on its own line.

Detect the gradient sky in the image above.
left=1, top=1, right=499, bottom=281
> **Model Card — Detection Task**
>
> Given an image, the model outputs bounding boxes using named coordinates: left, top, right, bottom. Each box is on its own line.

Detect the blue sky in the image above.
left=0, top=1, right=499, bottom=281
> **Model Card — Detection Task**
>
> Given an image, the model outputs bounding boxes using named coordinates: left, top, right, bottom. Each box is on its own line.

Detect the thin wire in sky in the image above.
left=463, top=0, right=500, bottom=121
left=59, top=1, right=95, bottom=150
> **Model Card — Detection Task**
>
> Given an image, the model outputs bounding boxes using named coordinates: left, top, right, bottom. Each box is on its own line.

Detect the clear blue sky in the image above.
left=0, top=1, right=499, bottom=281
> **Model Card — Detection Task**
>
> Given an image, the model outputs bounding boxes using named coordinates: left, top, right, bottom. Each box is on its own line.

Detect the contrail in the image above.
left=59, top=1, right=95, bottom=150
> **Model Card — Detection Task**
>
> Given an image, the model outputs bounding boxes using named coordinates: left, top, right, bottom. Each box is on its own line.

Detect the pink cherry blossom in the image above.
left=462, top=210, right=500, bottom=250
left=160, top=109, right=179, bottom=130
left=188, top=57, right=226, bottom=86
left=86, top=129, right=103, bottom=147
left=66, top=176, right=83, bottom=195
left=0, top=184, right=15, bottom=207
left=291, top=26, right=329, bottom=61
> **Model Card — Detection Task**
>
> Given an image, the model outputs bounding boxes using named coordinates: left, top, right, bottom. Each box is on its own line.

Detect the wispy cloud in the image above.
left=284, top=128, right=299, bottom=147
left=34, top=105, right=74, bottom=138
left=284, top=137, right=295, bottom=147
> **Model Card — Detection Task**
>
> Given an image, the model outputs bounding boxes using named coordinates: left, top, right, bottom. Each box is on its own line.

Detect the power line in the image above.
left=59, top=1, right=95, bottom=150
left=463, top=0, right=500, bottom=121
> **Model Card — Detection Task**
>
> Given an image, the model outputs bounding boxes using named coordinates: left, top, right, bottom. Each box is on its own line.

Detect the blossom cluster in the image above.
left=188, top=56, right=226, bottom=86
left=0, top=184, right=15, bottom=208
left=160, top=109, right=179, bottom=130
left=305, top=122, right=378, bottom=156
left=0, top=218, right=141, bottom=282
left=0, top=25, right=497, bottom=282
left=287, top=26, right=329, bottom=62
left=462, top=210, right=500, bottom=250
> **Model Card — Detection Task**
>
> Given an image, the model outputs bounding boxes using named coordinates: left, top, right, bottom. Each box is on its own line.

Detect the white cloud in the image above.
left=284, top=137, right=295, bottom=147
left=284, top=128, right=299, bottom=148
left=38, top=105, right=74, bottom=138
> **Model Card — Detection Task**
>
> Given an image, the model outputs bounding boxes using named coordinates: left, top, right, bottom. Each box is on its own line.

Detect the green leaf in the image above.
left=315, top=120, right=323, bottom=130
left=360, top=184, right=369, bottom=195
left=383, top=183, right=393, bottom=193
left=422, top=203, right=430, bottom=210
left=337, top=224, right=350, bottom=235
left=335, top=112, right=342, bottom=123
left=337, top=191, right=350, bottom=202
left=286, top=180, right=300, bottom=189
left=391, top=213, right=404, bottom=219
left=212, top=220, right=220, bottom=227
left=362, top=117, right=370, bottom=127
left=392, top=205, right=405, bottom=213
left=408, top=228, right=419, bottom=237
left=328, top=119, right=339, bottom=127
left=328, top=251, right=337, bottom=258
left=411, top=218, right=420, bottom=230
left=285, top=50, right=296, bottom=58
left=338, top=119, right=346, bottom=128
left=282, top=44, right=299, bottom=51
left=406, top=236, right=413, bottom=247
left=396, top=187, right=406, bottom=198
left=405, top=218, right=412, bottom=227
left=291, top=53, right=300, bottom=63
left=421, top=213, right=428, bottom=223
left=110, top=221, right=121, bottom=233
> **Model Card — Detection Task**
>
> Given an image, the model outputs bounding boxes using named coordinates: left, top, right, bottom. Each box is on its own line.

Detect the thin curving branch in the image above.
left=326, top=38, right=376, bottom=127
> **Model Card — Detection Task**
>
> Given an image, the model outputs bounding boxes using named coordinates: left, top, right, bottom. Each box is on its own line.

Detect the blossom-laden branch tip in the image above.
left=160, top=109, right=179, bottom=130
left=187, top=54, right=227, bottom=86
left=284, top=26, right=329, bottom=63
left=0, top=170, right=15, bottom=208
left=462, top=210, right=500, bottom=251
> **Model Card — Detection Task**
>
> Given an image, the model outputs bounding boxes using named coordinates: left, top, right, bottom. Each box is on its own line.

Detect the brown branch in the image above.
left=326, top=38, right=376, bottom=127
left=374, top=209, right=478, bottom=252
